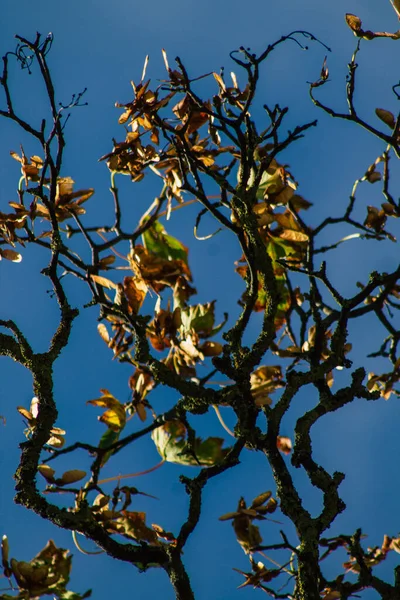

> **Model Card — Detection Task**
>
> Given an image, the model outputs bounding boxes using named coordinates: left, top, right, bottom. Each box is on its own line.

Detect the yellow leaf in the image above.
left=87, top=392, right=126, bottom=432
left=90, top=274, right=118, bottom=289
left=213, top=72, right=226, bottom=92
left=1, top=535, right=9, bottom=564
left=56, top=177, right=74, bottom=197
left=60, top=469, right=87, bottom=485
left=97, top=323, right=110, bottom=344
left=119, top=110, right=132, bottom=124
left=47, top=432, right=65, bottom=448
left=391, top=537, right=400, bottom=553
left=180, top=337, right=204, bottom=362
left=38, top=465, right=56, bottom=483
left=279, top=229, right=309, bottom=242
left=75, top=188, right=95, bottom=205
left=30, top=155, right=44, bottom=166
left=150, top=128, right=159, bottom=145
left=93, top=494, right=110, bottom=509
left=17, top=406, right=34, bottom=421
left=197, top=155, right=215, bottom=167
left=50, top=426, right=66, bottom=435
left=100, top=409, right=125, bottom=430
left=10, top=150, right=23, bottom=163
left=35, top=204, right=50, bottom=218
left=88, top=394, right=115, bottom=409
left=161, top=48, right=170, bottom=71
left=30, top=397, right=39, bottom=418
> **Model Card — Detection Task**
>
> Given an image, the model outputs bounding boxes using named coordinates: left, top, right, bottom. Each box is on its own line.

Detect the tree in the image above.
left=0, top=5, right=400, bottom=599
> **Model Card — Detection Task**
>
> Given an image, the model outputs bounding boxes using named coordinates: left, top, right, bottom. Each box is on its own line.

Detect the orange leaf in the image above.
left=123, top=276, right=147, bottom=314
left=277, top=436, right=292, bottom=455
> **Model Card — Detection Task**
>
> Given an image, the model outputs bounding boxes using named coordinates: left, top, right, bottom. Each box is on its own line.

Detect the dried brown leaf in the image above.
left=123, top=276, right=147, bottom=314
left=390, top=0, right=400, bottom=19
left=0, top=248, right=22, bottom=262
left=251, top=491, right=272, bottom=508
left=375, top=108, right=396, bottom=129
left=345, top=14, right=362, bottom=33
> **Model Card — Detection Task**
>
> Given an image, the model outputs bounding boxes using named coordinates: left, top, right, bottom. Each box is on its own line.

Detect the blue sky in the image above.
left=1, top=1, right=400, bottom=599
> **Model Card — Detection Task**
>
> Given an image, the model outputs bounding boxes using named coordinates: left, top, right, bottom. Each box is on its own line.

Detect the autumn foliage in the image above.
left=1, top=6, right=400, bottom=600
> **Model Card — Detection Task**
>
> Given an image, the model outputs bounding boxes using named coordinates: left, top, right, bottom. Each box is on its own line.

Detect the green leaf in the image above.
left=180, top=301, right=226, bottom=338
left=276, top=278, right=290, bottom=312
left=142, top=220, right=188, bottom=264
left=256, top=168, right=282, bottom=200
left=194, top=436, right=229, bottom=466
left=151, top=421, right=230, bottom=466
left=151, top=421, right=187, bottom=463
left=98, top=428, right=120, bottom=466
left=87, top=390, right=126, bottom=432
left=266, top=238, right=286, bottom=261
left=99, top=428, right=120, bottom=449
left=267, top=237, right=298, bottom=261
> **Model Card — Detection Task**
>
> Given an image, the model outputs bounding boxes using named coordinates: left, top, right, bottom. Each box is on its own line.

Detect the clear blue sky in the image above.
left=1, top=1, right=399, bottom=599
